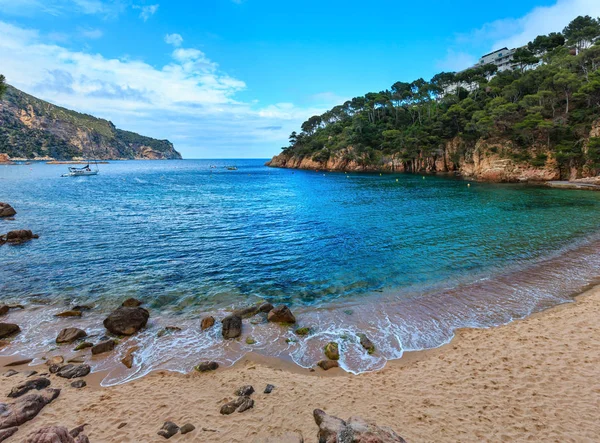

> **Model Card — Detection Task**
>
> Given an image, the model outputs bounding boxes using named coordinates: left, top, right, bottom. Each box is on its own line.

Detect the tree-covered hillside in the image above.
left=274, top=16, right=600, bottom=180
left=0, top=81, right=182, bottom=160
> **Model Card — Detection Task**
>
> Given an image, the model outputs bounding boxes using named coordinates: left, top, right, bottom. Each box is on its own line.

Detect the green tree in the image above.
left=563, top=15, right=600, bottom=52
left=512, top=48, right=540, bottom=72
left=0, top=75, right=6, bottom=99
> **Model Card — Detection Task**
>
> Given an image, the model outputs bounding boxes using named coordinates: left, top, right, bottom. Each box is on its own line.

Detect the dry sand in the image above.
left=2, top=285, right=600, bottom=442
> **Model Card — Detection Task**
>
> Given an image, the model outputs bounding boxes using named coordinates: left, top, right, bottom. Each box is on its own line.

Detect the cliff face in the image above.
left=0, top=85, right=182, bottom=160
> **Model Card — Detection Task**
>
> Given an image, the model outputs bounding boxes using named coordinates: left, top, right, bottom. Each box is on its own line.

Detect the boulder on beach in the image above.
left=0, top=203, right=16, bottom=218
left=201, top=316, right=215, bottom=330
left=221, top=315, right=242, bottom=339
left=0, top=323, right=20, bottom=339
left=56, top=364, right=90, bottom=379
left=267, top=305, right=296, bottom=324
left=8, top=378, right=51, bottom=398
left=56, top=328, right=87, bottom=344
left=24, top=424, right=89, bottom=443
left=0, top=388, right=61, bottom=429
left=103, top=306, right=149, bottom=335
left=91, top=340, right=116, bottom=355
left=324, top=342, right=340, bottom=360
left=317, top=360, right=339, bottom=371
left=180, top=423, right=195, bottom=435
left=313, top=409, right=407, bottom=443
left=157, top=421, right=179, bottom=439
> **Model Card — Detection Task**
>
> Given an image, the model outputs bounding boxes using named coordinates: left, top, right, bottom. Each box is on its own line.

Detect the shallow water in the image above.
left=2, top=159, right=600, bottom=385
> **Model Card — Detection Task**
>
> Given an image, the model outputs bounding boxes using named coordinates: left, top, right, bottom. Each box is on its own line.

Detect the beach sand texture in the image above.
left=1, top=285, right=599, bottom=442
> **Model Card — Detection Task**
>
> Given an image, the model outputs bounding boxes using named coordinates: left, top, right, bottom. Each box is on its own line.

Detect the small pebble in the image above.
left=117, top=423, right=127, bottom=429
left=264, top=384, right=275, bottom=394
left=180, top=423, right=195, bottom=434
left=71, top=380, right=87, bottom=388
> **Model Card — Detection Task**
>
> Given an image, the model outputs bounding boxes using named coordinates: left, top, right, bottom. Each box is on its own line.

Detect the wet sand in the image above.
left=1, top=283, right=600, bottom=442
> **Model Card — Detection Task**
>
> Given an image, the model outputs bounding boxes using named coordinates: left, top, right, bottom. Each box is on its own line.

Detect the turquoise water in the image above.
left=2, top=159, right=600, bottom=384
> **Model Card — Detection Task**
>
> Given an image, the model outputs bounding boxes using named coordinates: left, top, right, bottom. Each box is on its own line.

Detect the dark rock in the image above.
left=0, top=388, right=60, bottom=429
left=157, top=421, right=179, bottom=439
left=0, top=203, right=16, bottom=218
left=8, top=378, right=51, bottom=398
left=91, top=340, right=116, bottom=355
left=267, top=305, right=296, bottom=324
left=56, top=364, right=90, bottom=379
left=234, top=385, right=254, bottom=396
left=24, top=425, right=90, bottom=443
left=220, top=396, right=253, bottom=415
left=3, top=370, right=17, bottom=377
left=70, top=380, right=86, bottom=389
left=221, top=315, right=242, bottom=339
left=54, top=311, right=82, bottom=318
left=2, top=230, right=38, bottom=245
left=103, top=306, right=149, bottom=335
left=48, top=365, right=61, bottom=374
left=121, top=346, right=139, bottom=369
left=69, top=424, right=88, bottom=439
left=121, top=298, right=142, bottom=307
left=56, top=328, right=87, bottom=344
left=200, top=316, right=215, bottom=330
left=117, top=423, right=127, bottom=429
left=73, top=342, right=93, bottom=351
left=357, top=333, right=375, bottom=354
left=0, top=427, right=18, bottom=441
left=0, top=323, right=20, bottom=339
left=237, top=396, right=254, bottom=413
left=194, top=361, right=218, bottom=372
left=258, top=302, right=274, bottom=313
left=324, top=342, right=340, bottom=360
left=5, top=358, right=33, bottom=367
left=295, top=327, right=311, bottom=336
left=317, top=360, right=339, bottom=371
left=180, top=423, right=195, bottom=434
left=313, top=409, right=406, bottom=443
left=71, top=305, right=93, bottom=312
left=24, top=371, right=38, bottom=378
left=0, top=307, right=8, bottom=316
left=264, top=384, right=275, bottom=394
left=233, top=306, right=259, bottom=318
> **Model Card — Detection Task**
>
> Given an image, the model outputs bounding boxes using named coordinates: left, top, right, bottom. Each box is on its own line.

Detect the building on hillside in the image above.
left=476, top=47, right=517, bottom=72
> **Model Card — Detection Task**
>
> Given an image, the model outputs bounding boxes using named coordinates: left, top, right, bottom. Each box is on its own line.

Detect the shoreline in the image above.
left=1, top=281, right=600, bottom=441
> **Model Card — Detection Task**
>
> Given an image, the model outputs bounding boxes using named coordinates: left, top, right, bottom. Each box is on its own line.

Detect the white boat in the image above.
left=61, top=161, right=99, bottom=177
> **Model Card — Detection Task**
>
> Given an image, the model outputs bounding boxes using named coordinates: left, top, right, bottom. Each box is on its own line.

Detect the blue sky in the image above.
left=1, top=0, right=599, bottom=158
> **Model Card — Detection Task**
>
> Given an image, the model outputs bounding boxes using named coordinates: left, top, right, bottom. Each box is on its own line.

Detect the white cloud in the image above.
left=0, top=0, right=125, bottom=17
left=164, top=33, right=183, bottom=47
left=435, top=50, right=478, bottom=72
left=0, top=20, right=327, bottom=158
left=79, top=27, right=103, bottom=39
left=134, top=4, right=158, bottom=21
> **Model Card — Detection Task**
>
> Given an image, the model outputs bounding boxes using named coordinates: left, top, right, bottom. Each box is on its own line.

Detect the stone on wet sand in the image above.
left=24, top=424, right=90, bottom=443
left=267, top=305, right=296, bottom=324
left=121, top=346, right=139, bottom=369
left=234, top=385, right=255, bottom=396
left=0, top=203, right=16, bottom=218
left=317, top=360, right=339, bottom=371
left=221, top=315, right=242, bottom=339
left=157, top=326, right=181, bottom=337
left=45, top=356, right=64, bottom=366
left=324, top=342, right=340, bottom=360
left=56, top=328, right=87, bottom=344
left=179, top=423, right=195, bottom=434
left=91, top=340, right=116, bottom=355
left=313, top=409, right=407, bottom=443
left=8, top=378, right=51, bottom=398
left=54, top=311, right=82, bottom=318
left=103, top=306, right=149, bottom=335
left=0, top=323, right=20, bottom=339
left=56, top=364, right=90, bottom=379
left=0, top=306, right=8, bottom=316
left=70, top=380, right=86, bottom=389
left=73, top=342, right=93, bottom=351
left=194, top=361, right=219, bottom=372
left=24, top=371, right=38, bottom=378
left=157, top=421, right=179, bottom=439
left=264, top=384, right=275, bottom=394
left=5, top=358, right=33, bottom=367
left=0, top=388, right=61, bottom=429
left=200, top=316, right=215, bottom=330
left=121, top=298, right=142, bottom=307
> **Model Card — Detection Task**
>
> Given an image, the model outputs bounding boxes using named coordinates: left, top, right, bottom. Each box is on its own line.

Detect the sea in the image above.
left=2, top=159, right=600, bottom=385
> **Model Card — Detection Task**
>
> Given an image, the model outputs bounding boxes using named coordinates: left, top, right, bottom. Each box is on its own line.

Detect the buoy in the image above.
left=468, top=183, right=471, bottom=187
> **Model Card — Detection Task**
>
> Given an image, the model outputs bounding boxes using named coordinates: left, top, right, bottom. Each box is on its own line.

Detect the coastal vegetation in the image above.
left=273, top=16, right=600, bottom=180
left=0, top=83, right=181, bottom=160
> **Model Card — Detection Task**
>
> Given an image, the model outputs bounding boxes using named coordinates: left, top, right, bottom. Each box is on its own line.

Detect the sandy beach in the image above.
left=1, top=283, right=599, bottom=442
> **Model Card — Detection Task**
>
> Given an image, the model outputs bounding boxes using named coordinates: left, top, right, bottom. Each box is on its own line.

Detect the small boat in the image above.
left=61, top=161, right=99, bottom=177
left=225, top=166, right=238, bottom=171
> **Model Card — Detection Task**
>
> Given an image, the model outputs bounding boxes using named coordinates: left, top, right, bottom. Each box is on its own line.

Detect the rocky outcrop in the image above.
left=103, top=306, right=149, bottom=335
left=0, top=230, right=39, bottom=246
left=0, top=203, right=16, bottom=217
left=267, top=305, right=296, bottom=324
left=24, top=425, right=89, bottom=443
left=313, top=409, right=406, bottom=443
left=55, top=364, right=90, bottom=379
left=0, top=388, right=61, bottom=429
left=0, top=84, right=181, bottom=161
left=8, top=378, right=51, bottom=398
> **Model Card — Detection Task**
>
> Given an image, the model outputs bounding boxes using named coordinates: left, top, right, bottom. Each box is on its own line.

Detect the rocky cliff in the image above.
left=267, top=121, right=600, bottom=182
left=0, top=85, right=182, bottom=160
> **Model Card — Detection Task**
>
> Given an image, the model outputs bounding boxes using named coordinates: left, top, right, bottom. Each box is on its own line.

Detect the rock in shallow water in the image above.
left=0, top=203, right=16, bottom=218
left=324, top=342, right=340, bottom=360
left=317, top=360, right=339, bottom=371
left=121, top=298, right=142, bottom=307
left=103, top=306, right=149, bottom=335
left=1, top=230, right=39, bottom=245
left=56, top=328, right=87, bottom=344
left=91, top=340, right=116, bottom=355
left=221, top=315, right=242, bottom=339
left=0, top=323, right=20, bottom=339
left=54, top=311, right=82, bottom=318
left=200, top=316, right=215, bottom=330
left=267, top=305, right=296, bottom=324
left=357, top=333, right=375, bottom=354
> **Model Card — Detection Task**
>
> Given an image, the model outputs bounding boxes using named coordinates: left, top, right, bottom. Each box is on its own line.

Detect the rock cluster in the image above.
left=0, top=230, right=39, bottom=246
left=313, top=409, right=406, bottom=443
left=0, top=388, right=61, bottom=429
left=157, top=421, right=195, bottom=439
left=7, top=378, right=51, bottom=398
left=220, top=385, right=256, bottom=415
left=24, top=424, right=89, bottom=443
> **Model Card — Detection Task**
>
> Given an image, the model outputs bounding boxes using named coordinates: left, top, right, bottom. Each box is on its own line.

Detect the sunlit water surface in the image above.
left=2, top=159, right=600, bottom=385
